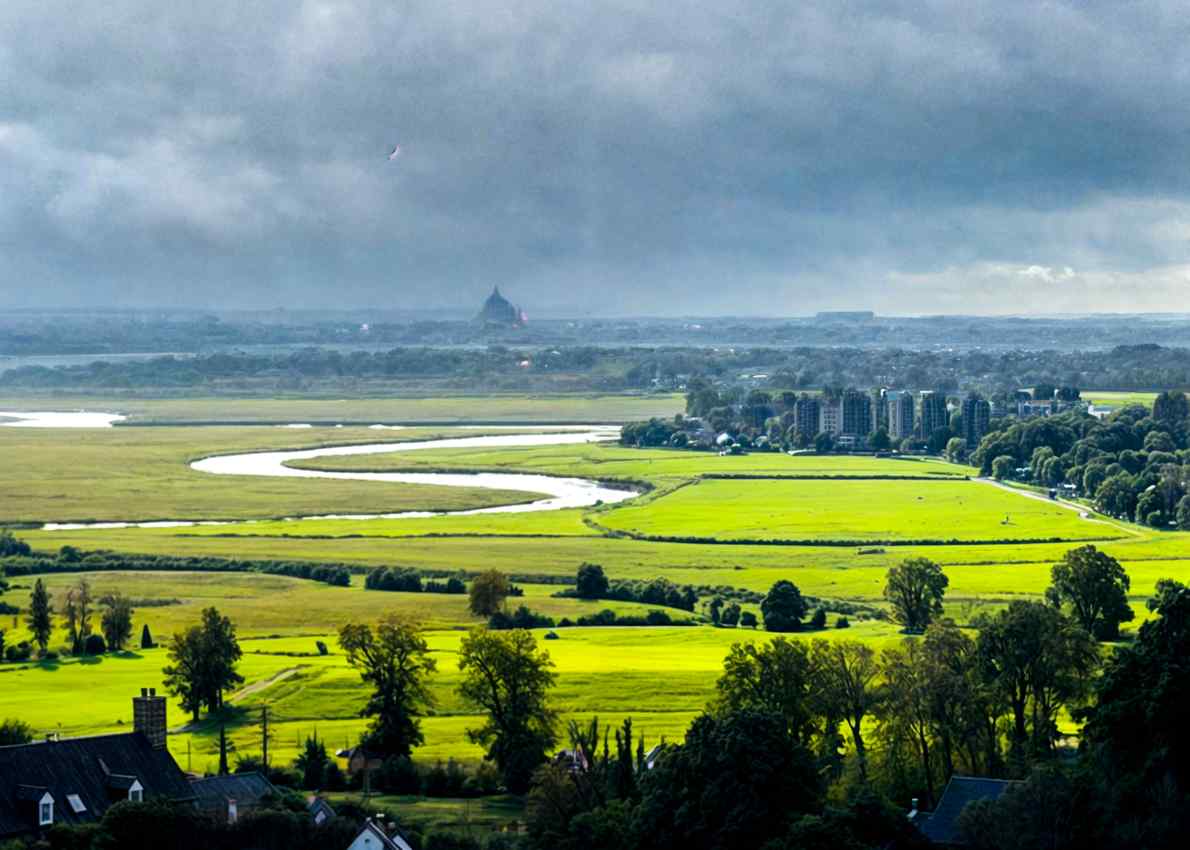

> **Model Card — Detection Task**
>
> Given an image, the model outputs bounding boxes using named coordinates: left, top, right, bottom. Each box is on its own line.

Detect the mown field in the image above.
left=4, top=403, right=1190, bottom=780
left=0, top=393, right=684, bottom=424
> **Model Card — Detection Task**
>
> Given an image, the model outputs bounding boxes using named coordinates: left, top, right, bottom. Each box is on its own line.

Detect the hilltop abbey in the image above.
left=476, top=286, right=526, bottom=327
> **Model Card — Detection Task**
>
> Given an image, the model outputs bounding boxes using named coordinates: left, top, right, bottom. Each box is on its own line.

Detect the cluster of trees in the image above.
left=559, top=564, right=699, bottom=611
left=364, top=567, right=466, bottom=594
left=4, top=577, right=140, bottom=661
left=975, top=392, right=1190, bottom=527
left=0, top=541, right=353, bottom=586
left=337, top=617, right=558, bottom=794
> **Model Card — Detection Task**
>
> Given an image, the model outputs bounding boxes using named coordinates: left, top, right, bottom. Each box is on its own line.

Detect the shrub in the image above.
left=315, top=640, right=329, bottom=655
left=83, top=633, right=107, bottom=655
left=835, top=616, right=851, bottom=629
left=809, top=607, right=827, bottom=629
left=5, top=641, right=31, bottom=662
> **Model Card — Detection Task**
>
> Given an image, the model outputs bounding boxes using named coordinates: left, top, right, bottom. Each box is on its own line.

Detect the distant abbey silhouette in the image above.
left=476, top=286, right=526, bottom=326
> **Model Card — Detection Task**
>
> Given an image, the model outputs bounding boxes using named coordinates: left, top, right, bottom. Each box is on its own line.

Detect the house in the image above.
left=346, top=818, right=414, bottom=850
left=0, top=688, right=194, bottom=840
left=308, top=795, right=336, bottom=826
left=190, top=771, right=278, bottom=824
left=336, top=746, right=384, bottom=779
left=910, top=775, right=1021, bottom=846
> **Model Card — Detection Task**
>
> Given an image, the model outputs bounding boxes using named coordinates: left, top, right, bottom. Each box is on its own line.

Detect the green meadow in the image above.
left=0, top=393, right=685, bottom=425
left=4, top=406, right=1190, bottom=775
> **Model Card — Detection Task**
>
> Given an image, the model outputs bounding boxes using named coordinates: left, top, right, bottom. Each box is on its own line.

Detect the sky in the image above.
left=3, top=0, right=1190, bottom=316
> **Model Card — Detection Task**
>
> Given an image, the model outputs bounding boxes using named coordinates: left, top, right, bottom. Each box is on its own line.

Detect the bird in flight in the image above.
left=388, top=145, right=402, bottom=161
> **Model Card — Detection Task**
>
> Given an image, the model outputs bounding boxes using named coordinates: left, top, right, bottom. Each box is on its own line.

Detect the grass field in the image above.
left=293, top=441, right=973, bottom=482
left=597, top=478, right=1125, bottom=543
left=6, top=406, right=1190, bottom=782
left=1081, top=391, right=1159, bottom=408
left=0, top=570, right=898, bottom=770
left=0, top=426, right=549, bottom=523
left=0, top=394, right=684, bottom=424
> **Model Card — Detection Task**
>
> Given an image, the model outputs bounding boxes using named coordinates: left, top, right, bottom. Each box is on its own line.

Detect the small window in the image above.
left=39, top=799, right=53, bottom=826
left=67, top=794, right=86, bottom=814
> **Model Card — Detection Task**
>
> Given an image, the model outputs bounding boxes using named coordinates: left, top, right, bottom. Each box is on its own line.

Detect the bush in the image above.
left=835, top=616, right=851, bottom=629
left=315, top=640, right=329, bottom=655
left=83, top=633, right=107, bottom=655
left=376, top=756, right=422, bottom=795
left=5, top=641, right=31, bottom=662
left=488, top=605, right=555, bottom=630
left=809, top=607, right=827, bottom=629
left=740, top=611, right=758, bottom=629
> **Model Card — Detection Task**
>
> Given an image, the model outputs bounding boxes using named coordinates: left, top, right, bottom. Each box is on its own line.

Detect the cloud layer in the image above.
left=3, top=0, right=1190, bottom=314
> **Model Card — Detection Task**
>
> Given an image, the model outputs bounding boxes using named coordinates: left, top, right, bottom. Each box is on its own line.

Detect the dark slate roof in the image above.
left=190, top=773, right=277, bottom=812
left=919, top=776, right=1019, bottom=846
left=0, top=732, right=193, bottom=838
left=354, top=819, right=414, bottom=850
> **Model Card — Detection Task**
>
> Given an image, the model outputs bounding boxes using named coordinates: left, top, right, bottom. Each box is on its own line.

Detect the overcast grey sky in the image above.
left=3, top=0, right=1190, bottom=315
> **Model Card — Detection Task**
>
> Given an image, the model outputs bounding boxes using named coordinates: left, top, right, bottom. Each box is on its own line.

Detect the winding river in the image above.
left=13, top=416, right=638, bottom=530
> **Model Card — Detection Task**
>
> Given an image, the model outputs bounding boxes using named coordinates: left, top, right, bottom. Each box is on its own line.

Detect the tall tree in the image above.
left=162, top=607, right=243, bottom=721
left=1152, top=390, right=1190, bottom=424
left=761, top=580, right=807, bottom=632
left=62, top=577, right=94, bottom=654
left=884, top=557, right=949, bottom=633
left=715, top=638, right=817, bottom=746
left=1046, top=545, right=1134, bottom=640
left=976, top=601, right=1098, bottom=764
left=26, top=578, right=53, bottom=653
left=468, top=570, right=511, bottom=617
left=879, top=639, right=939, bottom=806
left=100, top=592, right=135, bottom=651
left=1077, top=579, right=1190, bottom=846
left=338, top=615, right=437, bottom=758
left=457, top=628, right=558, bottom=792
left=810, top=639, right=881, bottom=779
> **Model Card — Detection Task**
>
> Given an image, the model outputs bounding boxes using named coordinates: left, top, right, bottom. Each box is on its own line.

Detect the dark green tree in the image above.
left=468, top=570, right=511, bottom=617
left=338, top=615, right=437, bottom=758
left=162, top=607, right=243, bottom=721
left=1152, top=390, right=1190, bottom=424
left=574, top=563, right=608, bottom=599
left=976, top=601, right=1098, bottom=763
left=1046, top=545, right=1133, bottom=640
left=884, top=557, right=948, bottom=633
left=457, top=628, right=558, bottom=792
left=26, top=578, right=53, bottom=653
left=100, top=592, right=135, bottom=651
left=761, top=580, right=807, bottom=632
left=632, top=711, right=821, bottom=850
left=715, top=638, right=817, bottom=745
left=295, top=734, right=333, bottom=789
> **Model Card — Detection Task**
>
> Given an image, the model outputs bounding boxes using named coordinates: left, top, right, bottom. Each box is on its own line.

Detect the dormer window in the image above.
left=38, top=794, right=54, bottom=826
left=128, top=780, right=143, bottom=803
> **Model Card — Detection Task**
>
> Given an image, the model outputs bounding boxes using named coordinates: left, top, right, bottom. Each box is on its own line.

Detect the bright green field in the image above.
left=293, top=441, right=971, bottom=483
left=1081, top=391, right=1159, bottom=408
left=0, top=426, right=547, bottom=523
left=6, top=406, right=1190, bottom=777
left=0, top=394, right=684, bottom=425
left=597, top=478, right=1126, bottom=543
left=0, top=570, right=897, bottom=771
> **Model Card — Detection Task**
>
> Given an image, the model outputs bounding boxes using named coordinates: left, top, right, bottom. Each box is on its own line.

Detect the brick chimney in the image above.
left=133, top=688, right=167, bottom=750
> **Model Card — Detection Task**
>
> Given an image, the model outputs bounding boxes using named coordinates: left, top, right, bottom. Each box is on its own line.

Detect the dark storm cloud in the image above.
left=3, top=0, right=1190, bottom=314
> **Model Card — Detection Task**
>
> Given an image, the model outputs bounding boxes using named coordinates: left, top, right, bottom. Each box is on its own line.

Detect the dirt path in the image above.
left=227, top=666, right=302, bottom=703
left=973, top=477, right=1142, bottom=539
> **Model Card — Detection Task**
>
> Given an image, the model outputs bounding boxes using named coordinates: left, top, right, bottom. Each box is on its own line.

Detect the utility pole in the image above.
left=261, top=706, right=269, bottom=770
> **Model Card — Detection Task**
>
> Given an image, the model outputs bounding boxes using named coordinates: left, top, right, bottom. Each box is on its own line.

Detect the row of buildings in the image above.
left=787, top=389, right=992, bottom=448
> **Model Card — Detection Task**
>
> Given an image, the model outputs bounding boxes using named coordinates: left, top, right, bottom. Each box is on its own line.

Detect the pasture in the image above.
left=0, top=393, right=685, bottom=425
left=5, top=409, right=1190, bottom=777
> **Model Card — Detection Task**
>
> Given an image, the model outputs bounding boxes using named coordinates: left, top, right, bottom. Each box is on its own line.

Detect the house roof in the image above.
left=0, top=732, right=194, bottom=838
left=918, top=775, right=1020, bottom=846
left=190, top=772, right=277, bottom=811
left=354, top=819, right=414, bottom=850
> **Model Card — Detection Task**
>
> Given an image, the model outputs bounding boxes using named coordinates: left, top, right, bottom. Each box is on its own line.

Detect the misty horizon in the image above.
left=4, top=2, right=1190, bottom=315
